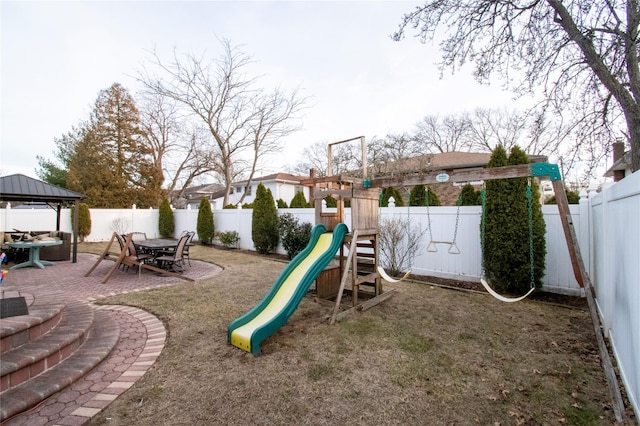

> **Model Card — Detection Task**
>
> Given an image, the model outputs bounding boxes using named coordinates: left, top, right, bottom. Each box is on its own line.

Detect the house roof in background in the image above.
left=0, top=174, right=84, bottom=203
left=604, top=150, right=632, bottom=177
left=235, top=173, right=307, bottom=185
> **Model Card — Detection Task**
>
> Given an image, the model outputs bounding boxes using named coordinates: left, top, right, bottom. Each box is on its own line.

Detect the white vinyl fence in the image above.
left=1, top=172, right=638, bottom=416
left=587, top=172, right=639, bottom=418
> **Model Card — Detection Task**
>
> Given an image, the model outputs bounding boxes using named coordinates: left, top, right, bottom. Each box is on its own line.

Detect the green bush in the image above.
left=223, top=204, right=237, bottom=209
left=323, top=195, right=337, bottom=208
left=459, top=183, right=481, bottom=206
left=72, top=202, right=92, bottom=242
left=158, top=197, right=174, bottom=237
left=252, top=183, right=279, bottom=254
left=242, top=202, right=253, bottom=209
left=276, top=199, right=288, bottom=208
left=289, top=191, right=310, bottom=208
left=380, top=186, right=405, bottom=207
left=278, top=213, right=312, bottom=259
left=409, top=184, right=427, bottom=206
left=197, top=198, right=215, bottom=245
left=482, top=146, right=546, bottom=294
left=425, top=186, right=441, bottom=206
left=215, top=230, right=240, bottom=248
left=546, top=189, right=580, bottom=204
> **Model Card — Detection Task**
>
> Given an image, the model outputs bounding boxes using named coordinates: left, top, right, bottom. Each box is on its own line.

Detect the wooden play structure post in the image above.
left=302, top=136, right=391, bottom=325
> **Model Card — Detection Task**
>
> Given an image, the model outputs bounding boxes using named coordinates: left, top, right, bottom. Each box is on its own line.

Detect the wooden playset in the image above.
left=300, top=136, right=623, bottom=420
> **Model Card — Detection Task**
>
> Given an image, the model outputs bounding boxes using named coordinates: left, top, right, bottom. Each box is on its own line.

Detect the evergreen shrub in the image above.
left=289, top=191, right=310, bottom=208
left=482, top=146, right=546, bottom=294
left=197, top=198, right=215, bottom=245
left=278, top=212, right=312, bottom=259
left=380, top=187, right=405, bottom=206
left=252, top=183, right=279, bottom=254
left=74, top=202, right=92, bottom=242
left=158, top=197, right=174, bottom=237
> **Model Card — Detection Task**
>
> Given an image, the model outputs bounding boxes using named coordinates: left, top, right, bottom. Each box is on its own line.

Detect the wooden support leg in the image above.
left=552, top=180, right=626, bottom=423
left=330, top=231, right=358, bottom=325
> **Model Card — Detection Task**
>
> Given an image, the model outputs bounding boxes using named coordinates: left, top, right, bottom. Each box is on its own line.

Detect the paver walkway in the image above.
left=0, top=253, right=222, bottom=425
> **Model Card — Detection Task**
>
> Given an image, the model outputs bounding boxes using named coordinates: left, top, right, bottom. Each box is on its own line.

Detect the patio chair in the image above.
left=128, top=232, right=148, bottom=241
left=155, top=233, right=190, bottom=273
left=182, top=231, right=196, bottom=266
left=114, top=234, right=137, bottom=272
left=115, top=233, right=153, bottom=273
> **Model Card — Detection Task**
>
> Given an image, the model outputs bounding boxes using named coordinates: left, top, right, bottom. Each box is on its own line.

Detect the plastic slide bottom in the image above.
left=228, top=223, right=348, bottom=354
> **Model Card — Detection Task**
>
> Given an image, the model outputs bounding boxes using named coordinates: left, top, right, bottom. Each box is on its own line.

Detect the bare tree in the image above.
left=379, top=217, right=426, bottom=276
left=394, top=1, right=640, bottom=174
left=291, top=140, right=331, bottom=177
left=413, top=114, right=473, bottom=153
left=237, top=88, right=306, bottom=205
left=468, top=108, right=528, bottom=152
left=138, top=39, right=305, bottom=205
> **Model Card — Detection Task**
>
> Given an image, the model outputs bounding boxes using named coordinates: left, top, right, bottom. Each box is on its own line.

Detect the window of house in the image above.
left=236, top=186, right=242, bottom=193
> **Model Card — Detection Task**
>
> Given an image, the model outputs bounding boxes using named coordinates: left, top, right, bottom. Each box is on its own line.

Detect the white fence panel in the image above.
left=589, top=171, right=640, bottom=418
left=1, top=207, right=62, bottom=233
left=541, top=204, right=583, bottom=295
left=173, top=207, right=199, bottom=240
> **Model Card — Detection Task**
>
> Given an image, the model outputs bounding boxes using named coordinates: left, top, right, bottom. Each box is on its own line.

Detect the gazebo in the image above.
left=0, top=174, right=85, bottom=263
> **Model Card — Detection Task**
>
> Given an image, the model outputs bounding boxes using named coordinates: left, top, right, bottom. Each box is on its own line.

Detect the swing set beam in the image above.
left=368, top=161, right=626, bottom=423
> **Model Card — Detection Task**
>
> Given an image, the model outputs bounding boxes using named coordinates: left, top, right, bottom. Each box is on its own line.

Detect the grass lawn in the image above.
left=79, top=243, right=630, bottom=425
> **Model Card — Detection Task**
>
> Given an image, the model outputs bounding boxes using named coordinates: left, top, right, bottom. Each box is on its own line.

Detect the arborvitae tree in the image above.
left=380, top=187, right=405, bottom=207
left=158, top=197, right=174, bottom=238
left=252, top=183, right=279, bottom=254
left=459, top=183, right=481, bottom=206
left=73, top=202, right=92, bottom=242
left=509, top=147, right=546, bottom=292
left=482, top=145, right=546, bottom=294
left=324, top=195, right=337, bottom=208
left=425, top=186, right=441, bottom=206
left=289, top=191, right=310, bottom=208
left=197, top=198, right=215, bottom=245
left=276, top=199, right=288, bottom=208
left=409, top=184, right=427, bottom=206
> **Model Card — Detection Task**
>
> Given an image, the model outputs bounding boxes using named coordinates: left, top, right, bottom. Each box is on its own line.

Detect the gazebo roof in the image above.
left=0, top=174, right=84, bottom=203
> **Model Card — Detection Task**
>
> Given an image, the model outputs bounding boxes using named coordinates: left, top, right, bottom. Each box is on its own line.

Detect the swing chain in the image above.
left=425, top=188, right=433, bottom=241
left=480, top=188, right=486, bottom=273
left=527, top=180, right=535, bottom=289
left=452, top=190, right=463, bottom=244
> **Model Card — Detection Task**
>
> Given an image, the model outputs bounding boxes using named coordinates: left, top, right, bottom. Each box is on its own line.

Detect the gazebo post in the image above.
left=72, top=201, right=79, bottom=263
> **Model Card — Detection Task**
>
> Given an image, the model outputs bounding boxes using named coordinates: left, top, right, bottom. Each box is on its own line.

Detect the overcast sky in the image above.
left=1, top=1, right=518, bottom=180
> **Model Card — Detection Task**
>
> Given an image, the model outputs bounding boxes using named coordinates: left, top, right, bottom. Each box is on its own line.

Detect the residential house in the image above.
left=181, top=173, right=311, bottom=210
left=179, top=183, right=225, bottom=210
left=220, top=173, right=311, bottom=208
left=604, top=140, right=633, bottom=182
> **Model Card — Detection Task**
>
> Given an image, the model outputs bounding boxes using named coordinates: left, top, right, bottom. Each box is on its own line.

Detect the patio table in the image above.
left=6, top=240, right=63, bottom=270
left=133, top=238, right=180, bottom=256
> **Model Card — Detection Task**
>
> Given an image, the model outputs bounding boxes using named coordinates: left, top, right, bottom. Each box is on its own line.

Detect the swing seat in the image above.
left=377, top=266, right=410, bottom=283
left=426, top=241, right=460, bottom=254
left=480, top=279, right=535, bottom=303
